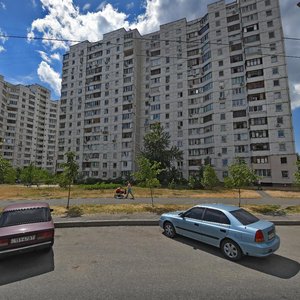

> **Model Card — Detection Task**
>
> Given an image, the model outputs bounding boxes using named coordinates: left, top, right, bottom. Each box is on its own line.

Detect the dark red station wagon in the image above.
left=0, top=202, right=54, bottom=257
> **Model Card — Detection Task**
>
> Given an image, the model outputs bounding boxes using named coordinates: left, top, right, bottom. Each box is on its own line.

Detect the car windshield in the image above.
left=230, top=208, right=259, bottom=225
left=0, top=207, right=51, bottom=227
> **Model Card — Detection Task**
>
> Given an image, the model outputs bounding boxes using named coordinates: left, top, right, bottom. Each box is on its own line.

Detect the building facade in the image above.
left=57, top=0, right=297, bottom=184
left=0, top=75, right=58, bottom=172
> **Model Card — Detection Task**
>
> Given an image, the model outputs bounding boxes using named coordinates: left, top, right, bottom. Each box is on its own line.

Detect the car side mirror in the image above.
left=179, top=212, right=185, bottom=218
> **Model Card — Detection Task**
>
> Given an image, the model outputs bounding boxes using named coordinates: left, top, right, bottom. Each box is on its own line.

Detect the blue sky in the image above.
left=0, top=0, right=299, bottom=153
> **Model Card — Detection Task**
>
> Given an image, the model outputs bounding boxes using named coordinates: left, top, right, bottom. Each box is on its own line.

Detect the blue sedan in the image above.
left=159, top=204, right=280, bottom=261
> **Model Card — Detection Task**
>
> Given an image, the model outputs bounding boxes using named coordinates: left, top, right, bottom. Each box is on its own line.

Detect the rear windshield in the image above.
left=0, top=207, right=51, bottom=227
left=230, top=209, right=259, bottom=225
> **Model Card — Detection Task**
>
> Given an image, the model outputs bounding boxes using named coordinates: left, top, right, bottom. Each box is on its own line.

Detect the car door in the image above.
left=176, top=207, right=205, bottom=241
left=199, top=208, right=230, bottom=247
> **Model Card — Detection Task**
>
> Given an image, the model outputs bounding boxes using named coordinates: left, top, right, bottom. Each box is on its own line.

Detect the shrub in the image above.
left=67, top=206, right=83, bottom=217
left=80, top=182, right=121, bottom=190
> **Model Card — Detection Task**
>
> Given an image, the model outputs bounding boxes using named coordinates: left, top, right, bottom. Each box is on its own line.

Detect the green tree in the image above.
left=188, top=166, right=205, bottom=189
left=61, top=151, right=79, bottom=209
left=20, top=163, right=41, bottom=186
left=141, top=123, right=183, bottom=186
left=224, top=159, right=258, bottom=207
left=134, top=156, right=163, bottom=207
left=295, top=156, right=300, bottom=186
left=0, top=157, right=16, bottom=184
left=0, top=155, right=16, bottom=184
left=201, top=165, right=219, bottom=189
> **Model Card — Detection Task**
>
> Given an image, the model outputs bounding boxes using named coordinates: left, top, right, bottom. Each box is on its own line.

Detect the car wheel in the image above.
left=221, top=239, right=242, bottom=261
left=163, top=222, right=176, bottom=238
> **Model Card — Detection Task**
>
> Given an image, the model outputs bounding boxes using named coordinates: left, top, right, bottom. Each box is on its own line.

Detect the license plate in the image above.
left=268, top=232, right=275, bottom=240
left=11, top=235, right=35, bottom=244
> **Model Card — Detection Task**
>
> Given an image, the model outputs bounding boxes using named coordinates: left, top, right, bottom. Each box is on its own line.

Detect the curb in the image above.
left=54, top=219, right=159, bottom=228
left=54, top=219, right=300, bottom=228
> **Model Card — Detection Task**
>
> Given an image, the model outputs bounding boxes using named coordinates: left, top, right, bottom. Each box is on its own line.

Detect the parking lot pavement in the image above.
left=0, top=226, right=299, bottom=300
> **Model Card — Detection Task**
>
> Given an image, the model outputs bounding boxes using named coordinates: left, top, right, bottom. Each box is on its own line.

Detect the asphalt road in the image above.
left=0, top=195, right=300, bottom=208
left=0, top=226, right=299, bottom=300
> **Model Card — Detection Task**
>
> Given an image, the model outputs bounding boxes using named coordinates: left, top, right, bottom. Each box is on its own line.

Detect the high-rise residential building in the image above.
left=0, top=75, right=58, bottom=172
left=57, top=0, right=297, bottom=184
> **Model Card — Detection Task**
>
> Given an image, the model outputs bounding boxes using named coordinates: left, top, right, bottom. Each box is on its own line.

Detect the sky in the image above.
left=0, top=0, right=299, bottom=153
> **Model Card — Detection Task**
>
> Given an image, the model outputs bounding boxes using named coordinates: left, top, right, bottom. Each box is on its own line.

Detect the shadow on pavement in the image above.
left=0, top=249, right=54, bottom=286
left=171, top=234, right=300, bottom=279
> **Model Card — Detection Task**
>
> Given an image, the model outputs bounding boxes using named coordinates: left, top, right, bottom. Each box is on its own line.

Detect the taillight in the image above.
left=0, top=238, right=9, bottom=246
left=255, top=230, right=265, bottom=243
left=37, top=230, right=54, bottom=240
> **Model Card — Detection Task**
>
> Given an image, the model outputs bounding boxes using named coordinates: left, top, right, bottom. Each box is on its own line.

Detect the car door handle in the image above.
left=220, top=229, right=226, bottom=233
left=194, top=223, right=199, bottom=226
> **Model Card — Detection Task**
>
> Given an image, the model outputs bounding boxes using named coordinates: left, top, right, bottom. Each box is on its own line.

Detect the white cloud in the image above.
left=28, top=0, right=129, bottom=50
left=31, top=0, right=37, bottom=8
left=37, top=50, right=51, bottom=63
left=97, top=1, right=107, bottom=11
left=83, top=3, right=91, bottom=11
left=0, top=28, right=8, bottom=43
left=0, top=2, right=6, bottom=10
left=291, top=84, right=300, bottom=110
left=0, top=45, right=5, bottom=53
left=126, top=2, right=135, bottom=10
left=50, top=52, right=61, bottom=61
left=37, top=61, right=61, bottom=96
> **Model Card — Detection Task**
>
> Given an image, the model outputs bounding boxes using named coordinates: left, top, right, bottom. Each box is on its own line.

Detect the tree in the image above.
left=188, top=166, right=205, bottom=189
left=134, top=156, right=163, bottom=207
left=0, top=155, right=16, bottom=184
left=61, top=152, right=79, bottom=209
left=20, top=163, right=38, bottom=186
left=224, top=159, right=258, bottom=207
left=295, top=156, right=300, bottom=186
left=141, top=123, right=183, bottom=186
left=201, top=165, right=219, bottom=189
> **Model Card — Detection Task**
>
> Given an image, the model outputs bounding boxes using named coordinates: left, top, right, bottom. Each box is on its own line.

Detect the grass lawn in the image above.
left=0, top=184, right=261, bottom=200
left=264, top=190, right=300, bottom=198
left=49, top=203, right=300, bottom=217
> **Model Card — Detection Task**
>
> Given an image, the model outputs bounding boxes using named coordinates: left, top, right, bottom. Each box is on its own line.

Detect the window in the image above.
left=281, top=157, right=287, bottom=164
left=272, top=67, right=278, bottom=75
left=279, top=143, right=286, bottom=151
left=278, top=130, right=285, bottom=138
left=233, top=110, right=246, bottom=118
left=266, top=10, right=272, bottom=17
left=273, top=80, right=280, bottom=87
left=277, top=116, right=283, bottom=124
left=244, top=34, right=260, bottom=44
left=281, top=171, right=289, bottom=178
left=269, top=32, right=275, bottom=39
left=219, top=60, right=223, bottom=66
left=230, top=209, right=259, bottom=225
left=271, top=55, right=278, bottom=63
left=276, top=104, right=282, bottom=112
left=203, top=209, right=230, bottom=225
left=270, top=43, right=276, bottom=51
left=230, top=54, right=243, bottom=63
left=184, top=207, right=205, bottom=220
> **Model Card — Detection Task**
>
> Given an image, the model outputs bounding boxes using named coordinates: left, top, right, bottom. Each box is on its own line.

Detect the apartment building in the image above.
left=0, top=75, right=58, bottom=172
left=58, top=0, right=297, bottom=184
